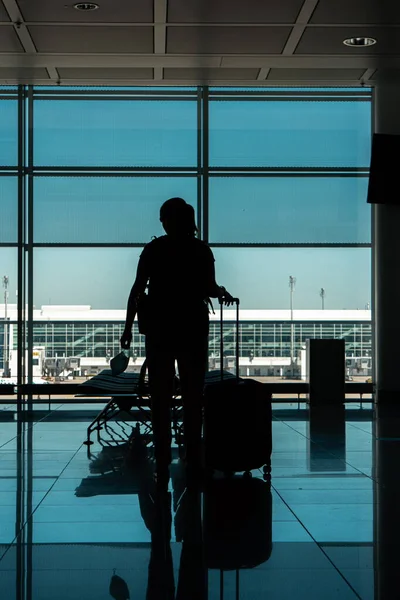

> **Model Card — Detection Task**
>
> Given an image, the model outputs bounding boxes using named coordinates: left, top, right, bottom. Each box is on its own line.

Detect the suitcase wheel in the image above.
left=263, top=463, right=271, bottom=482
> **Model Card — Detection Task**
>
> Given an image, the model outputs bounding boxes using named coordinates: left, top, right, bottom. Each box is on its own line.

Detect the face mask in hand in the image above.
left=110, top=350, right=129, bottom=376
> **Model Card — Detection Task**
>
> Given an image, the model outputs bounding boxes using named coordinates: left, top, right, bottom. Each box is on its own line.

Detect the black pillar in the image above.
left=373, top=82, right=400, bottom=400
left=372, top=80, right=400, bottom=599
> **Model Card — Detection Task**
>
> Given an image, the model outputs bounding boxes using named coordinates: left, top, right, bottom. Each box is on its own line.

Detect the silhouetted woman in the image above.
left=120, top=198, right=234, bottom=483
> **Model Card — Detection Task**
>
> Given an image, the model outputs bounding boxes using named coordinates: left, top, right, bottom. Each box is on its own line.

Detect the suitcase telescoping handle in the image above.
left=219, top=297, right=240, bottom=381
left=218, top=569, right=240, bottom=599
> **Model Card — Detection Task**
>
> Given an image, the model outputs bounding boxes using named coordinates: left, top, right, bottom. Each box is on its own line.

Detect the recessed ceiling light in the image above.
left=74, top=2, right=99, bottom=10
left=343, top=37, right=377, bottom=47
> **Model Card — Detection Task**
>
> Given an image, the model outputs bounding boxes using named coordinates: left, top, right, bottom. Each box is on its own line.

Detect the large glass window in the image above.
left=27, top=88, right=200, bottom=381
left=0, top=86, right=372, bottom=386
left=207, top=88, right=371, bottom=380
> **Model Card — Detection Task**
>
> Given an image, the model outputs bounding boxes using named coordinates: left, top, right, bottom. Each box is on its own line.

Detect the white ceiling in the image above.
left=0, top=0, right=398, bottom=86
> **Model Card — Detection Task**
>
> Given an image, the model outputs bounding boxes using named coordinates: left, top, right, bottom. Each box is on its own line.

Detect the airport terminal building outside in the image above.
left=2, top=305, right=372, bottom=380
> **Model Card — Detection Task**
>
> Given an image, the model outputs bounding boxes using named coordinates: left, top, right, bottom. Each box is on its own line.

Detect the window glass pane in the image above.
left=212, top=247, right=371, bottom=310
left=0, top=248, right=17, bottom=381
left=0, top=100, right=17, bottom=166
left=33, top=176, right=198, bottom=243
left=30, top=319, right=135, bottom=365
left=0, top=567, right=14, bottom=593
left=34, top=86, right=197, bottom=91
left=33, top=248, right=146, bottom=375
left=34, top=248, right=142, bottom=309
left=0, top=248, right=17, bottom=302
left=211, top=247, right=371, bottom=374
left=209, top=176, right=370, bottom=244
left=208, top=319, right=372, bottom=365
left=34, top=100, right=197, bottom=167
left=210, top=87, right=371, bottom=93
left=209, top=100, right=371, bottom=167
left=0, top=177, right=18, bottom=243
left=1, top=320, right=17, bottom=381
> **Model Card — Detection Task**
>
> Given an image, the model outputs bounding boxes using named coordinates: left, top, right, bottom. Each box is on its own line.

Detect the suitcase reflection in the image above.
left=75, top=449, right=272, bottom=598
left=146, top=475, right=273, bottom=599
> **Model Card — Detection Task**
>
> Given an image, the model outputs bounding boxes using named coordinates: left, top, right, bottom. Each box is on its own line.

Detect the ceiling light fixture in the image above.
left=343, top=37, right=376, bottom=47
left=74, top=3, right=99, bottom=10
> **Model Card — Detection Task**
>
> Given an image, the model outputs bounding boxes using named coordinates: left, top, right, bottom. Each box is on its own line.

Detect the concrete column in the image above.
left=374, top=81, right=400, bottom=399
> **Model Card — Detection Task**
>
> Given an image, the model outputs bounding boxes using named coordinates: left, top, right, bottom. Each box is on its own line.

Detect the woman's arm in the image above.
left=206, top=255, right=235, bottom=305
left=121, top=253, right=150, bottom=348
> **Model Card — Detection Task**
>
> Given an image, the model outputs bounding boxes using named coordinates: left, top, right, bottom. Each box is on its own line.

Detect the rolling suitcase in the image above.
left=204, top=299, right=272, bottom=478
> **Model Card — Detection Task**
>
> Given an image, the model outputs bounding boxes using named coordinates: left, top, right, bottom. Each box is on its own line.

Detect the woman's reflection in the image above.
left=144, top=485, right=206, bottom=600
left=142, top=474, right=273, bottom=599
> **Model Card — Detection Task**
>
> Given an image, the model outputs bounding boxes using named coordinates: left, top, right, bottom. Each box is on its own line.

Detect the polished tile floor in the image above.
left=0, top=404, right=392, bottom=599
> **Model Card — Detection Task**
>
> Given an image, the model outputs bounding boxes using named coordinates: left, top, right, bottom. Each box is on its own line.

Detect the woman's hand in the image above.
left=219, top=287, right=236, bottom=306
left=120, top=329, right=132, bottom=350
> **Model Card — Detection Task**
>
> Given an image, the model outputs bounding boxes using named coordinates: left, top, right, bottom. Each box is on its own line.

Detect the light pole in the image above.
left=320, top=288, right=326, bottom=310
left=2, top=276, right=10, bottom=377
left=289, top=276, right=296, bottom=373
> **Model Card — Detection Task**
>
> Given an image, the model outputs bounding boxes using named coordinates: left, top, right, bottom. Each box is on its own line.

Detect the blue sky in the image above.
left=0, top=92, right=372, bottom=311
left=1, top=246, right=371, bottom=310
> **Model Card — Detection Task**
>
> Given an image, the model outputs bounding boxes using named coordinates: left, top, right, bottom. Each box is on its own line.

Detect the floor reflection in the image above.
left=0, top=407, right=382, bottom=599
left=307, top=405, right=346, bottom=471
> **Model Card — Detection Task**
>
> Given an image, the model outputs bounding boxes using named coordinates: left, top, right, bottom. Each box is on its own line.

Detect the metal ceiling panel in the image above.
left=370, top=69, right=400, bottom=82
left=164, top=67, right=260, bottom=80
left=57, top=67, right=154, bottom=79
left=17, top=0, right=154, bottom=23
left=268, top=68, right=366, bottom=80
left=311, top=0, right=400, bottom=24
left=167, top=0, right=304, bottom=23
left=0, top=67, right=49, bottom=79
left=28, top=25, right=154, bottom=53
left=0, top=25, right=23, bottom=51
left=0, top=2, right=10, bottom=21
left=296, top=26, right=399, bottom=55
left=167, top=26, right=292, bottom=54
